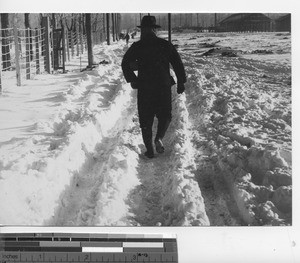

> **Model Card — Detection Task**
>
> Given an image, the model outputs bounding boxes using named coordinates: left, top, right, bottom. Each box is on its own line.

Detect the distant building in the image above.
left=217, top=13, right=272, bottom=32
left=275, top=14, right=291, bottom=32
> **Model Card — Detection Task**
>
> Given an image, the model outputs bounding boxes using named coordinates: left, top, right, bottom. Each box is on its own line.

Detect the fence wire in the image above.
left=1, top=24, right=90, bottom=91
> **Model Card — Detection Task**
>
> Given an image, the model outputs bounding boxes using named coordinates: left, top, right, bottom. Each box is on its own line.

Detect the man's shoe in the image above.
left=144, top=150, right=154, bottom=159
left=155, top=139, right=165, bottom=153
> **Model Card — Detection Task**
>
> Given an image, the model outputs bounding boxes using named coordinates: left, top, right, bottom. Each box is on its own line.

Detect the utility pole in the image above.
left=106, top=13, right=110, bottom=45
left=85, top=13, right=94, bottom=68
left=215, top=13, right=217, bottom=28
left=112, top=13, right=115, bottom=42
left=168, top=13, right=171, bottom=43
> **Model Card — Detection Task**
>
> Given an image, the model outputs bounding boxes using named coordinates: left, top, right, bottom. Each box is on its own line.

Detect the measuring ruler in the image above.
left=0, top=233, right=178, bottom=262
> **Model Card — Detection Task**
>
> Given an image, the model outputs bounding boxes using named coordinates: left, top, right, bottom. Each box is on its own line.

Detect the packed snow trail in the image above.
left=43, top=42, right=209, bottom=226
left=0, top=32, right=291, bottom=226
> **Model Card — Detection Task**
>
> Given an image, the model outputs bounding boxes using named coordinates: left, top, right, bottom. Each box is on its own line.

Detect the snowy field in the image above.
left=0, top=31, right=291, bottom=226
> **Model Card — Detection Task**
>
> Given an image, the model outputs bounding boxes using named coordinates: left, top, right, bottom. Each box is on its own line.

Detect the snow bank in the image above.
left=183, top=33, right=291, bottom=225
left=160, top=93, right=209, bottom=226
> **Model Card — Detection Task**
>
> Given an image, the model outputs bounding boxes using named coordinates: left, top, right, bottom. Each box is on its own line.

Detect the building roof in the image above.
left=276, top=14, right=291, bottom=22
left=219, top=13, right=271, bottom=24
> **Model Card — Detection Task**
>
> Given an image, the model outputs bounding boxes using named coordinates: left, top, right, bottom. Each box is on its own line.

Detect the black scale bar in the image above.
left=0, top=233, right=178, bottom=262
left=0, top=252, right=178, bottom=262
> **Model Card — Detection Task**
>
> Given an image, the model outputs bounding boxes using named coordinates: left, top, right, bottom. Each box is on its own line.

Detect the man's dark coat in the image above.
left=121, top=35, right=186, bottom=128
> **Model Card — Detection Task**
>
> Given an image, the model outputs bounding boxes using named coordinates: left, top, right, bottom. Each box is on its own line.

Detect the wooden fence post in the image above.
left=66, top=30, right=70, bottom=61
left=13, top=17, right=21, bottom=86
left=0, top=70, right=2, bottom=92
left=25, top=28, right=31, bottom=79
left=0, top=58, right=2, bottom=92
left=168, top=13, right=172, bottom=43
left=62, top=26, right=66, bottom=73
left=30, top=29, right=34, bottom=61
left=71, top=30, right=74, bottom=58
left=76, top=24, right=79, bottom=56
left=35, top=28, right=40, bottom=74
left=80, top=26, right=84, bottom=54
left=42, top=16, right=51, bottom=74
left=111, top=13, right=115, bottom=42
left=106, top=13, right=110, bottom=45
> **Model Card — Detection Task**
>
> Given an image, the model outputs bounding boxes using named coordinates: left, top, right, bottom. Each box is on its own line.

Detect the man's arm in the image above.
left=121, top=43, right=138, bottom=84
left=169, top=43, right=187, bottom=94
left=169, top=43, right=187, bottom=84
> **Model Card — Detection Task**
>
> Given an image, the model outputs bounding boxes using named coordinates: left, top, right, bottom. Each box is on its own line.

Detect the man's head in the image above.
left=138, top=15, right=161, bottom=39
left=138, top=15, right=161, bottom=29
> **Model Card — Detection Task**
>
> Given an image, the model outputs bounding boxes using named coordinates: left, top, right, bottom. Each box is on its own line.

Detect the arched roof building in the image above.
left=218, top=13, right=272, bottom=32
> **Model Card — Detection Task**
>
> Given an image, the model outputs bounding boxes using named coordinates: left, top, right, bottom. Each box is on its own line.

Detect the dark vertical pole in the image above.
left=103, top=13, right=106, bottom=41
left=25, top=28, right=30, bottom=79
left=86, top=14, right=93, bottom=68
left=42, top=16, right=51, bottom=73
left=66, top=30, right=70, bottom=61
left=25, top=14, right=33, bottom=61
left=168, top=13, right=171, bottom=43
left=35, top=28, right=40, bottom=74
left=111, top=14, right=115, bottom=42
left=52, top=14, right=56, bottom=29
left=106, top=13, right=110, bottom=45
left=79, top=14, right=84, bottom=54
left=62, top=26, right=66, bottom=73
left=215, top=13, right=217, bottom=31
left=115, top=14, right=119, bottom=41
left=13, top=15, right=21, bottom=86
left=71, top=30, right=74, bottom=57
left=76, top=21, right=80, bottom=56
left=1, top=14, right=11, bottom=71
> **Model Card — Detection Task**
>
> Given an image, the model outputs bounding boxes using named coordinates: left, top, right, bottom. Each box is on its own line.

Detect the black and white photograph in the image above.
left=0, top=0, right=299, bottom=261
left=0, top=12, right=292, bottom=227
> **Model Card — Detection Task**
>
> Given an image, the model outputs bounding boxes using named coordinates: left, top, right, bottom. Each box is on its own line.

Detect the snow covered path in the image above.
left=0, top=32, right=291, bottom=226
left=0, top=41, right=210, bottom=226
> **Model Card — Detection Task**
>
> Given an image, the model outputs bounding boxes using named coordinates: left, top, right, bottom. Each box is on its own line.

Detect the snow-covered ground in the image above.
left=0, top=31, right=291, bottom=226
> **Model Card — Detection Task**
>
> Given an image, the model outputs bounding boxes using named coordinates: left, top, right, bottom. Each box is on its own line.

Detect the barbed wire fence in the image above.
left=0, top=17, right=90, bottom=93
left=0, top=25, right=48, bottom=92
left=1, top=14, right=121, bottom=93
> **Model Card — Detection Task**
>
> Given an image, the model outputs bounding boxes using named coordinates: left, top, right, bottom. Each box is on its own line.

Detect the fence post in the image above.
left=13, top=19, right=21, bottom=86
left=79, top=23, right=84, bottom=54
left=25, top=28, right=31, bottom=79
left=30, top=29, right=33, bottom=61
left=66, top=30, right=70, bottom=61
left=35, top=28, right=40, bottom=74
left=62, top=26, right=66, bottom=73
left=0, top=59, right=2, bottom=92
left=106, top=13, right=110, bottom=45
left=71, top=30, right=74, bottom=58
left=76, top=25, right=80, bottom=56
left=42, top=17, right=51, bottom=74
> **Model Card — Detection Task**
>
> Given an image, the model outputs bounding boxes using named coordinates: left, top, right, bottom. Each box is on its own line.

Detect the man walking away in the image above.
left=122, top=15, right=186, bottom=158
left=125, top=32, right=130, bottom=45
